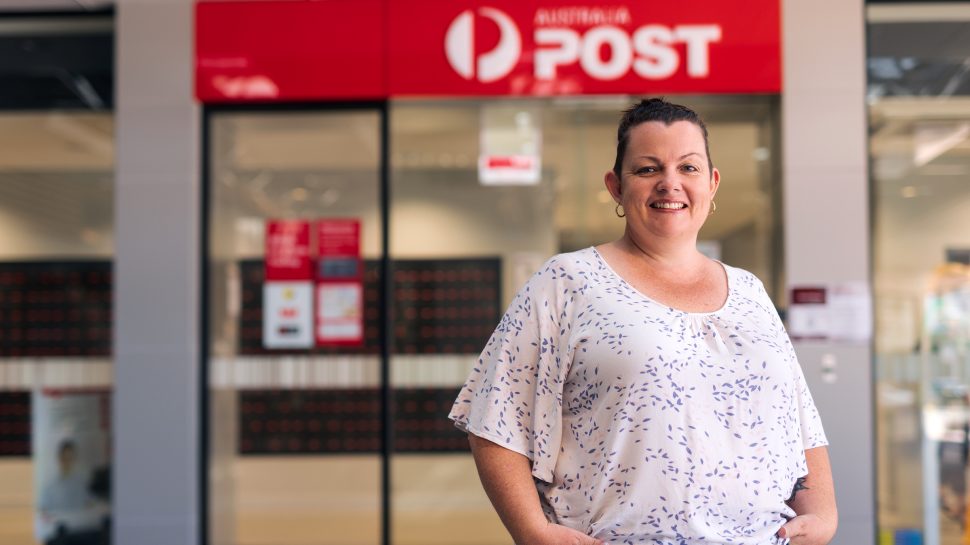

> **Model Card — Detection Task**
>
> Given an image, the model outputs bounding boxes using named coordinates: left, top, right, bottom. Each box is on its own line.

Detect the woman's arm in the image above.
left=468, top=434, right=604, bottom=545
left=778, top=446, right=838, bottom=545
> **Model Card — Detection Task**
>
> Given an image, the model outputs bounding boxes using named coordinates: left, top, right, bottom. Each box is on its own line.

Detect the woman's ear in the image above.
left=604, top=169, right=622, bottom=203
left=710, top=167, right=720, bottom=199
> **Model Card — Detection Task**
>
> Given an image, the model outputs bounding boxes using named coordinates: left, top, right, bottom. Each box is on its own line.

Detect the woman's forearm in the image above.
left=788, top=446, right=838, bottom=540
left=468, top=433, right=549, bottom=544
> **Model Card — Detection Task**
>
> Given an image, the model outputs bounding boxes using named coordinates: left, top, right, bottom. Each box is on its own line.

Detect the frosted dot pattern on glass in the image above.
left=449, top=247, right=827, bottom=545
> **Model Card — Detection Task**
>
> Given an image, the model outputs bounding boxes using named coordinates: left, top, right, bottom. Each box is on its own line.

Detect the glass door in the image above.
left=205, top=107, right=384, bottom=545
left=869, top=7, right=970, bottom=544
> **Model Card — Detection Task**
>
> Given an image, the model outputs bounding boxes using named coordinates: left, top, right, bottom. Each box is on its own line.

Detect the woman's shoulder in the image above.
left=534, top=247, right=601, bottom=281
left=719, top=262, right=778, bottom=309
left=516, top=249, right=602, bottom=296
left=720, top=262, right=763, bottom=290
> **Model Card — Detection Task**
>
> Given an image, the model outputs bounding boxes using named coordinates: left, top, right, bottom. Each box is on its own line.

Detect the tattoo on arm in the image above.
left=787, top=477, right=809, bottom=503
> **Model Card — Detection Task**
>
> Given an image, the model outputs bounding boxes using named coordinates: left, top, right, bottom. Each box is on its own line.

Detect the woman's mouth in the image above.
left=650, top=202, right=688, bottom=210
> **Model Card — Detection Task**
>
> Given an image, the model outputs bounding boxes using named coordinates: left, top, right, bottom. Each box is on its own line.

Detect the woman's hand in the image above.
left=520, top=521, right=606, bottom=545
left=780, top=447, right=838, bottom=545
left=777, top=513, right=836, bottom=545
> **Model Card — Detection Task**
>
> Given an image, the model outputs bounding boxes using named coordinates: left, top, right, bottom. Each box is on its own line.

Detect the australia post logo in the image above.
left=446, top=7, right=521, bottom=83
left=444, top=6, right=722, bottom=83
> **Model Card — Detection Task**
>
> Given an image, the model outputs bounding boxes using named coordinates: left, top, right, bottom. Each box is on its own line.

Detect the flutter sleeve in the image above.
left=448, top=258, right=573, bottom=484
left=785, top=334, right=829, bottom=449
left=757, top=280, right=829, bottom=450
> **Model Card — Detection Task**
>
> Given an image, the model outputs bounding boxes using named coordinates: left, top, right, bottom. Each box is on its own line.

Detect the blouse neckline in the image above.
left=588, top=246, right=733, bottom=317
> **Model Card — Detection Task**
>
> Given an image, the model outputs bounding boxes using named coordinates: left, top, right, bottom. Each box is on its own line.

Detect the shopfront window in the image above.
left=0, top=12, right=114, bottom=545
left=869, top=4, right=970, bottom=544
left=0, top=110, right=114, bottom=545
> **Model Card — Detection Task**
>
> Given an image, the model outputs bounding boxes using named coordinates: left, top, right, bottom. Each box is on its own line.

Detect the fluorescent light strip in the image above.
left=868, top=4, right=970, bottom=23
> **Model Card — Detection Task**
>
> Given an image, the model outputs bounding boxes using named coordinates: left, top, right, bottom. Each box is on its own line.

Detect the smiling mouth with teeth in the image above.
left=650, top=202, right=688, bottom=209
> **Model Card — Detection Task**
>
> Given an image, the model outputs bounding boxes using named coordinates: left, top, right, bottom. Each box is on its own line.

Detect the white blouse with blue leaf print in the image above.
left=449, top=247, right=828, bottom=545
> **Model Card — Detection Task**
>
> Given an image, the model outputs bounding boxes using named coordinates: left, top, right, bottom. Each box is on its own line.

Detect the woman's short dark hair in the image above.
left=612, top=98, right=713, bottom=178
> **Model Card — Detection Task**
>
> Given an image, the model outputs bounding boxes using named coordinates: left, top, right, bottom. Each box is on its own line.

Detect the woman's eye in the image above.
left=635, top=166, right=657, bottom=174
left=681, top=164, right=699, bottom=172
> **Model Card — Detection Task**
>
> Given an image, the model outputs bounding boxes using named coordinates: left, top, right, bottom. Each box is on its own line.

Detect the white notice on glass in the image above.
left=317, top=283, right=363, bottom=342
left=263, top=281, right=314, bottom=349
left=827, top=282, right=872, bottom=342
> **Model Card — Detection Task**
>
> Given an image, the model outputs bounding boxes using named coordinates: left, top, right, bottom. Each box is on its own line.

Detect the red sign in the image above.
left=196, top=0, right=780, bottom=102
left=317, top=219, right=361, bottom=259
left=791, top=287, right=827, bottom=305
left=485, top=156, right=534, bottom=169
left=264, top=220, right=312, bottom=281
left=389, top=1, right=779, bottom=96
left=196, top=0, right=386, bottom=102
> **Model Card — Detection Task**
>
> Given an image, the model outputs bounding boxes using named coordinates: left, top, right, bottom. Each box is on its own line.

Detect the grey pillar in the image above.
left=113, top=1, right=200, bottom=544
left=782, top=1, right=875, bottom=544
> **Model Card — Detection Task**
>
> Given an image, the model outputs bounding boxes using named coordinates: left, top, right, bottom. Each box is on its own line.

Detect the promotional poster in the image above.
left=32, top=389, right=111, bottom=545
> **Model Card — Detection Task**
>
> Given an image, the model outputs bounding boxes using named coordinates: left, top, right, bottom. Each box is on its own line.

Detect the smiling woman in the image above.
left=449, top=98, right=836, bottom=545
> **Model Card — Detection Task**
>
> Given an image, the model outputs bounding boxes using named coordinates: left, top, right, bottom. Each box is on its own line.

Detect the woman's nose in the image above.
left=655, top=169, right=683, bottom=192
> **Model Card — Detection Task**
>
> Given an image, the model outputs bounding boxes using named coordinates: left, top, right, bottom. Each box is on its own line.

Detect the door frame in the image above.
left=199, top=101, right=392, bottom=545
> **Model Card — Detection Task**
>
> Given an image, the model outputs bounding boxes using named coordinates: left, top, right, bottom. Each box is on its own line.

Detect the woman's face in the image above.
left=605, top=120, right=719, bottom=242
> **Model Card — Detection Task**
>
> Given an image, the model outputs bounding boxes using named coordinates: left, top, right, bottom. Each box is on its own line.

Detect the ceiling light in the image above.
left=914, top=122, right=969, bottom=166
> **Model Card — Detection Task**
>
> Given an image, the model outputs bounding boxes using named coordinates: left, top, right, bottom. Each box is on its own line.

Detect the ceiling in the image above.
left=0, top=0, right=110, bottom=10
left=0, top=11, right=113, bottom=110
left=870, top=96, right=970, bottom=183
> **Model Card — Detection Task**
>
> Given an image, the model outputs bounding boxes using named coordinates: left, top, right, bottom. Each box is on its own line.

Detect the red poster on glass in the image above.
left=264, top=220, right=314, bottom=349
left=264, top=220, right=312, bottom=281
left=315, top=219, right=364, bottom=346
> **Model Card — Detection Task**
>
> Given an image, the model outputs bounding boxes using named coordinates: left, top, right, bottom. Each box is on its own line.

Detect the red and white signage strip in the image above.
left=316, top=219, right=364, bottom=347
left=479, top=155, right=541, bottom=185
left=196, top=0, right=781, bottom=102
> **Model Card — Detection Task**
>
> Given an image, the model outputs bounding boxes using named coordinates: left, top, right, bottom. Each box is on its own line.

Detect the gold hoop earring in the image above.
left=709, top=201, right=717, bottom=216
left=615, top=203, right=625, bottom=218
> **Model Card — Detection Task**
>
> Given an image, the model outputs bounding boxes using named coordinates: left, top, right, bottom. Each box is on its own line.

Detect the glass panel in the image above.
left=388, top=96, right=780, bottom=545
left=870, top=8, right=970, bottom=545
left=207, top=110, right=382, bottom=545
left=0, top=112, right=114, bottom=545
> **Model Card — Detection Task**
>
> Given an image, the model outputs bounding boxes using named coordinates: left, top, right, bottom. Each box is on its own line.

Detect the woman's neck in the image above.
left=618, top=227, right=706, bottom=274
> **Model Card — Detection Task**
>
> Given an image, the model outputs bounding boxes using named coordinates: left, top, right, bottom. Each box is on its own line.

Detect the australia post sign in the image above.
left=389, top=2, right=779, bottom=95
left=196, top=1, right=780, bottom=101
